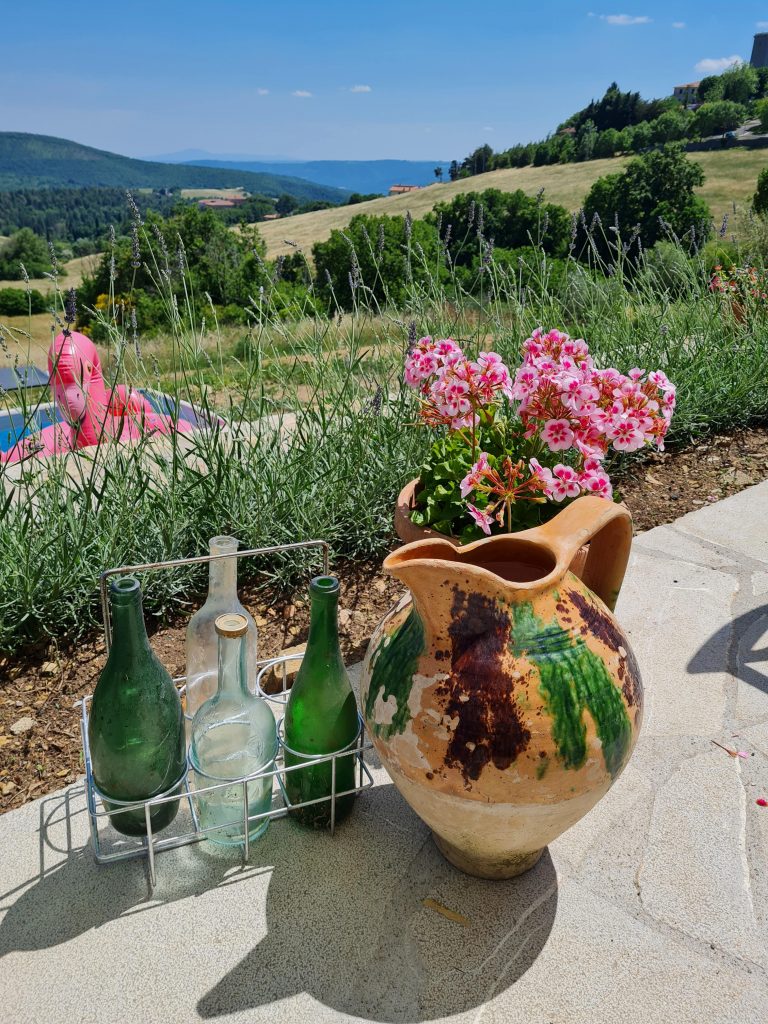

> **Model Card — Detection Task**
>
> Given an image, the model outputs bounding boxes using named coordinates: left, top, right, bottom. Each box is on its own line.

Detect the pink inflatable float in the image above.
left=1, top=331, right=195, bottom=464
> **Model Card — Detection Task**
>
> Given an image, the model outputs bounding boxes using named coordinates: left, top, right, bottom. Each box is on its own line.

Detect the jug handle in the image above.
left=532, top=496, right=633, bottom=612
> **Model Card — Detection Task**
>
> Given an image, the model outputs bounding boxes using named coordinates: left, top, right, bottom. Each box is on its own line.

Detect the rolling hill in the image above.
left=254, top=148, right=768, bottom=258
left=0, top=133, right=349, bottom=203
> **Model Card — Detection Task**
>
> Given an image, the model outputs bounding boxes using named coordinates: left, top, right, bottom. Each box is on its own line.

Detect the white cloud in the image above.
left=600, top=14, right=652, bottom=25
left=257, top=88, right=269, bottom=96
left=695, top=55, right=743, bottom=73
left=672, top=21, right=686, bottom=29
left=350, top=84, right=372, bottom=93
left=292, top=90, right=312, bottom=98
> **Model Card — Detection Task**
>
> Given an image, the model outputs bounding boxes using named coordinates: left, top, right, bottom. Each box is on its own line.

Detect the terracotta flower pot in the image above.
left=362, top=496, right=640, bottom=879
left=394, top=477, right=589, bottom=578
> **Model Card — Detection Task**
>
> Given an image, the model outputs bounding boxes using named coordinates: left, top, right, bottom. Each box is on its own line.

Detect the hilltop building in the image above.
left=673, top=81, right=700, bottom=105
left=388, top=184, right=423, bottom=196
left=751, top=33, right=768, bottom=67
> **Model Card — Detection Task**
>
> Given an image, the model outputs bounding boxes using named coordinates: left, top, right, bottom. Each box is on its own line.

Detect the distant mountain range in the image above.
left=0, top=133, right=349, bottom=203
left=149, top=153, right=451, bottom=195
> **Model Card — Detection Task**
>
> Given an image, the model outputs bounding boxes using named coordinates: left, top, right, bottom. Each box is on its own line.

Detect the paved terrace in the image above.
left=1, top=484, right=767, bottom=1023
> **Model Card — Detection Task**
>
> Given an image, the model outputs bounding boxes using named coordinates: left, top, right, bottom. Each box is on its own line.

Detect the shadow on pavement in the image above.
left=688, top=603, right=768, bottom=692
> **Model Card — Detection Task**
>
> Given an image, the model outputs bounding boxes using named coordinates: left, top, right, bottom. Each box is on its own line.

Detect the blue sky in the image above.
left=1, top=1, right=767, bottom=161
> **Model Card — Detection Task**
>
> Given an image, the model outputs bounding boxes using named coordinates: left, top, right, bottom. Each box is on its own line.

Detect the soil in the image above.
left=1, top=423, right=767, bottom=815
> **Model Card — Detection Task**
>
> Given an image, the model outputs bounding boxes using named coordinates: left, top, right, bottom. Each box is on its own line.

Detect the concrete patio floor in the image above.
left=1, top=484, right=767, bottom=1023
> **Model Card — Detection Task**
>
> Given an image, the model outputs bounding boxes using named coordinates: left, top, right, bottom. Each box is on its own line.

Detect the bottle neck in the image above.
left=207, top=553, right=237, bottom=602
left=109, top=591, right=152, bottom=661
left=217, top=633, right=249, bottom=697
left=307, top=588, right=341, bottom=660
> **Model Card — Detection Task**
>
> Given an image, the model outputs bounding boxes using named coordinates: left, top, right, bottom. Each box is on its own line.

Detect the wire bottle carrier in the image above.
left=80, top=539, right=374, bottom=888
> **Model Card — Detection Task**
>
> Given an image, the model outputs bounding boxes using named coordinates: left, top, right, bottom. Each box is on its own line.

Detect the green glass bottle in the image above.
left=88, top=577, right=186, bottom=837
left=284, top=576, right=359, bottom=828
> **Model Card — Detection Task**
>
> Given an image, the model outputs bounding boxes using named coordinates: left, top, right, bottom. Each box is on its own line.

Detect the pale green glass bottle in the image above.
left=189, top=613, right=278, bottom=846
left=284, top=576, right=359, bottom=828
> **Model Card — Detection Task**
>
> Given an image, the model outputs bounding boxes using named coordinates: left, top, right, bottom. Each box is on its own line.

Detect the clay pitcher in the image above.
left=360, top=495, right=641, bottom=879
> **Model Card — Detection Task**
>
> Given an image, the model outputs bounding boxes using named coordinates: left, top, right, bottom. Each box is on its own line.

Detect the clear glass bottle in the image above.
left=284, top=576, right=359, bottom=829
left=189, top=613, right=278, bottom=846
left=185, top=536, right=257, bottom=722
left=88, top=577, right=186, bottom=837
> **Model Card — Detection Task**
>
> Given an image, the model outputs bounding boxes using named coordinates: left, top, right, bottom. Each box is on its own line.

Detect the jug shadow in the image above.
left=0, top=783, right=558, bottom=1023
left=688, top=603, right=768, bottom=692
left=196, top=781, right=559, bottom=1023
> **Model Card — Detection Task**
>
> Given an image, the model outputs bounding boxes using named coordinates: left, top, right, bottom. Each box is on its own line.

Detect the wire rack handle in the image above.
left=99, top=539, right=330, bottom=652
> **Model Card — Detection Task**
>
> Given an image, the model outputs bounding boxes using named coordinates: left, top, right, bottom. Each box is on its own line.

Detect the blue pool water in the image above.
left=0, top=390, right=212, bottom=453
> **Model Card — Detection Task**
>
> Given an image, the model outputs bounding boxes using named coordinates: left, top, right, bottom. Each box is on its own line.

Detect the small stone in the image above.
left=1, top=781, right=16, bottom=795
left=338, top=609, right=353, bottom=627
left=254, top=614, right=269, bottom=628
left=10, top=716, right=35, bottom=735
left=281, top=604, right=296, bottom=621
left=263, top=643, right=306, bottom=694
left=373, top=579, right=387, bottom=594
left=41, top=661, right=57, bottom=676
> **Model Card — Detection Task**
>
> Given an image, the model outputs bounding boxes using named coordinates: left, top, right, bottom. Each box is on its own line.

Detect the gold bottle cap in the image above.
left=214, top=613, right=249, bottom=638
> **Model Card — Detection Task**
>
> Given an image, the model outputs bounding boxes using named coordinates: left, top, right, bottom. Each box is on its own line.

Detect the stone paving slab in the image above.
left=1, top=483, right=767, bottom=1023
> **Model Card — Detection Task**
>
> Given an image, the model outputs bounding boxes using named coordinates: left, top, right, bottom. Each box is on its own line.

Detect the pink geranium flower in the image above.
left=467, top=503, right=493, bottom=535
left=541, top=418, right=575, bottom=451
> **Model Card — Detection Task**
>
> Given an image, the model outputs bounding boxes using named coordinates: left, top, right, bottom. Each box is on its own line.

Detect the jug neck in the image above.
left=216, top=632, right=250, bottom=698
left=108, top=577, right=153, bottom=662
left=207, top=536, right=239, bottom=602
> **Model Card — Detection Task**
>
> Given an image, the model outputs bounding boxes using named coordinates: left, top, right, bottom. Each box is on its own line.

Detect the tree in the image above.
left=649, top=109, right=693, bottom=145
left=720, top=63, right=758, bottom=105
left=755, top=98, right=768, bottom=134
left=593, top=128, right=620, bottom=158
left=434, top=166, right=444, bottom=182
left=754, top=167, right=768, bottom=216
left=581, top=144, right=711, bottom=258
left=693, top=101, right=746, bottom=137
left=697, top=76, right=724, bottom=103
left=0, top=228, right=52, bottom=278
left=448, top=160, right=460, bottom=182
left=312, top=212, right=440, bottom=310
left=629, top=121, right=652, bottom=153
left=575, top=119, right=598, bottom=162
left=428, top=188, right=571, bottom=267
left=275, top=193, right=298, bottom=216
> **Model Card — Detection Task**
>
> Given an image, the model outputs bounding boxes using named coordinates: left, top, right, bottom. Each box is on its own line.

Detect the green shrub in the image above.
left=0, top=286, right=46, bottom=315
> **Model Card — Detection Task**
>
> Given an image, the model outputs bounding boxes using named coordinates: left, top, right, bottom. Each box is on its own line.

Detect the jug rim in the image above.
left=384, top=533, right=568, bottom=593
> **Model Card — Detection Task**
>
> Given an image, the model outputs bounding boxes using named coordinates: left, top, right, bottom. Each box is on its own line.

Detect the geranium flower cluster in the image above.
left=404, top=336, right=513, bottom=430
left=710, top=264, right=768, bottom=304
left=404, top=330, right=677, bottom=534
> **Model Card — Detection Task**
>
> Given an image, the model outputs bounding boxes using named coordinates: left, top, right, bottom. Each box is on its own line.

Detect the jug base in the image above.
left=432, top=833, right=545, bottom=879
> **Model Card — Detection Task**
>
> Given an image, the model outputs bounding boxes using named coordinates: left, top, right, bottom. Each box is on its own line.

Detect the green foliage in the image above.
left=347, top=193, right=381, bottom=205
left=697, top=75, right=724, bottom=103
left=719, top=63, right=759, bottom=105
left=649, top=109, right=693, bottom=145
left=754, top=167, right=768, bottom=216
left=756, top=98, right=768, bottom=134
left=0, top=287, right=46, bottom=315
left=637, top=241, right=697, bottom=299
left=693, top=101, right=747, bottom=137
left=0, top=187, right=179, bottom=241
left=312, top=212, right=440, bottom=311
left=562, top=82, right=673, bottom=134
left=0, top=228, right=53, bottom=278
left=428, top=189, right=571, bottom=267
left=582, top=145, right=710, bottom=257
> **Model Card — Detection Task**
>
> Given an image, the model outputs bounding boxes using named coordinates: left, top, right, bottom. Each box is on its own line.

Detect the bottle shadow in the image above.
left=0, top=783, right=558, bottom=1023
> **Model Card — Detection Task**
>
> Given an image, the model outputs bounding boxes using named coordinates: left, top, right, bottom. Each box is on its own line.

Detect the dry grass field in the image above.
left=180, top=187, right=250, bottom=200
left=0, top=253, right=99, bottom=294
left=255, top=148, right=768, bottom=257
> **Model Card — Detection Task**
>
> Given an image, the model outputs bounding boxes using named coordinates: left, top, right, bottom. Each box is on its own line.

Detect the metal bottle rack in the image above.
left=80, top=539, right=374, bottom=888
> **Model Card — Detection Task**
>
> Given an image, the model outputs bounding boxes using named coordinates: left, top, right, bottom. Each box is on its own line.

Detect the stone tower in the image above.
left=751, top=33, right=768, bottom=68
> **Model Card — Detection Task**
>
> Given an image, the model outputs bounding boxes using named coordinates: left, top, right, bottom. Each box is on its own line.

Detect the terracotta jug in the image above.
left=360, top=496, right=641, bottom=879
